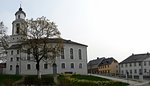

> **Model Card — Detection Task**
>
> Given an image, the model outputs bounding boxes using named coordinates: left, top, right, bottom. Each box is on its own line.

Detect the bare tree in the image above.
left=0, top=21, right=8, bottom=62
left=21, top=17, right=63, bottom=78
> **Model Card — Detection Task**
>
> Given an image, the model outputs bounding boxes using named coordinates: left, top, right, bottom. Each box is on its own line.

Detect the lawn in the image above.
left=57, top=74, right=129, bottom=86
left=0, top=74, right=22, bottom=85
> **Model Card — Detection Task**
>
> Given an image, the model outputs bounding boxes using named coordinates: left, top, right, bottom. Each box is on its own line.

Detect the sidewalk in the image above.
left=90, top=74, right=150, bottom=86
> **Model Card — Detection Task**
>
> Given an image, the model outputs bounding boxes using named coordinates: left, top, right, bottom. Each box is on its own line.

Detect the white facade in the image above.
left=119, top=54, right=150, bottom=77
left=4, top=7, right=88, bottom=75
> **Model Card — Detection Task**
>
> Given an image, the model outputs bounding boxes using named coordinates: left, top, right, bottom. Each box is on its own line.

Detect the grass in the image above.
left=57, top=74, right=129, bottom=86
left=0, top=74, right=22, bottom=85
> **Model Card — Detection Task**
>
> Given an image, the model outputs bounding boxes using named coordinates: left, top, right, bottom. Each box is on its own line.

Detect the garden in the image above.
left=0, top=74, right=129, bottom=86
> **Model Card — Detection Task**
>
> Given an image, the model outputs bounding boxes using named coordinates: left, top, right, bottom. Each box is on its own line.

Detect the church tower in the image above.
left=11, top=7, right=27, bottom=43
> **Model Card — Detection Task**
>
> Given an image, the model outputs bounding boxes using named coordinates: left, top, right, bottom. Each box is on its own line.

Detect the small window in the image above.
left=10, top=65, right=12, bottom=70
left=144, top=61, right=146, bottom=66
left=134, top=69, right=137, bottom=74
left=18, top=15, right=20, bottom=19
left=70, top=48, right=73, bottom=59
left=144, top=69, right=147, bottom=73
left=44, top=63, right=48, bottom=69
left=139, top=62, right=141, bottom=66
left=10, top=58, right=13, bottom=62
left=134, top=62, right=136, bottom=66
left=16, top=57, right=19, bottom=61
left=27, top=64, right=31, bottom=70
left=61, top=63, right=65, bottom=69
left=17, top=50, right=19, bottom=54
left=79, top=63, right=82, bottom=69
left=130, top=70, right=132, bottom=74
left=71, top=63, right=74, bottom=69
left=125, top=64, right=127, bottom=67
left=11, top=50, right=13, bottom=55
left=129, top=63, right=132, bottom=67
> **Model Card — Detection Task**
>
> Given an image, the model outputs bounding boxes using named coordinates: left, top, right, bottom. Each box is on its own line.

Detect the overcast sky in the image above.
left=1, top=0, right=150, bottom=62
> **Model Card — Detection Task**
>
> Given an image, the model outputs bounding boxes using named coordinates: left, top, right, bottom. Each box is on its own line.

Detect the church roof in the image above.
left=15, top=7, right=26, bottom=17
left=120, top=53, right=150, bottom=64
left=8, top=38, right=87, bottom=49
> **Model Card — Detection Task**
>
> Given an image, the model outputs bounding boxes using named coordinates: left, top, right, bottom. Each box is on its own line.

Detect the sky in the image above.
left=1, top=0, right=150, bottom=62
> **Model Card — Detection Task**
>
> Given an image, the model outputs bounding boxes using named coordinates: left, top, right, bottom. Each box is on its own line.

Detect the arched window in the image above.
left=70, top=48, right=73, bottom=59
left=16, top=23, right=20, bottom=34
left=79, top=63, right=82, bottom=69
left=79, top=49, right=82, bottom=60
left=10, top=65, right=12, bottom=70
left=16, top=57, right=19, bottom=61
left=71, top=63, right=74, bottom=69
left=61, top=63, right=65, bottom=69
left=61, top=48, right=64, bottom=59
left=10, top=58, right=13, bottom=62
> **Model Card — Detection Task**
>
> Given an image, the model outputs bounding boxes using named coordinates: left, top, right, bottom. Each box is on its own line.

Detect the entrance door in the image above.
left=16, top=65, right=19, bottom=75
left=53, top=63, right=57, bottom=74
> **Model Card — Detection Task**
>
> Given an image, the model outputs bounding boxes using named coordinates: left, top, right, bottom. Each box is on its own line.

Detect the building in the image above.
left=3, top=7, right=88, bottom=75
left=119, top=53, right=150, bottom=78
left=0, top=63, right=6, bottom=74
left=98, top=58, right=119, bottom=76
left=88, top=57, right=118, bottom=75
left=87, top=57, right=104, bottom=74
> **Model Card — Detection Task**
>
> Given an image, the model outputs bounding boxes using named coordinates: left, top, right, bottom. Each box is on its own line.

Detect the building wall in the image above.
left=119, top=58, right=150, bottom=77
left=98, top=61, right=118, bottom=75
left=6, top=43, right=87, bottom=75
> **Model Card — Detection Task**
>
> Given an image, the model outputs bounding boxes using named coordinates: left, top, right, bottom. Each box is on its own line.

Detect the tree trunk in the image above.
left=36, top=61, right=41, bottom=79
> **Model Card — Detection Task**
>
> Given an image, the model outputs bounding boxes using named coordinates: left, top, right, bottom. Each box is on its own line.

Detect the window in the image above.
left=11, top=50, right=13, bottom=55
left=17, top=50, right=19, bottom=54
left=70, top=48, right=73, bottom=59
left=78, top=49, right=82, bottom=60
left=139, top=62, right=141, bottom=66
left=16, top=23, right=20, bottom=34
left=139, top=69, right=142, bottom=74
left=144, top=61, right=146, bottom=66
left=130, top=70, right=132, bottom=74
left=129, top=63, right=132, bottom=67
left=144, top=69, right=147, bottom=73
left=61, top=48, right=64, bottom=59
left=27, top=55, right=30, bottom=60
left=10, top=65, right=12, bottom=70
left=16, top=57, right=19, bottom=61
left=27, top=64, right=31, bottom=70
left=134, top=69, right=137, bottom=74
left=125, top=64, right=127, bottom=67
left=10, top=58, right=13, bottom=62
left=149, top=61, right=150, bottom=66
left=44, top=63, right=48, bottom=69
left=134, top=62, right=136, bottom=66
left=61, top=63, right=65, bottom=69
left=79, top=63, right=82, bottom=68
left=71, top=63, right=74, bottom=69
left=18, top=15, right=20, bottom=19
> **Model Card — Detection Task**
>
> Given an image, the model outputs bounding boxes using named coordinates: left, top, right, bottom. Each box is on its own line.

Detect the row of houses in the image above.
left=88, top=53, right=150, bottom=78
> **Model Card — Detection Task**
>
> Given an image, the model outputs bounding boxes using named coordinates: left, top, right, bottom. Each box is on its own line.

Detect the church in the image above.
left=1, top=7, right=88, bottom=75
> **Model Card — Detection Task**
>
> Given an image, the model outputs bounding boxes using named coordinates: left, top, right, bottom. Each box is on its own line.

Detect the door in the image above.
left=53, top=63, right=57, bottom=74
left=16, top=65, right=19, bottom=75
